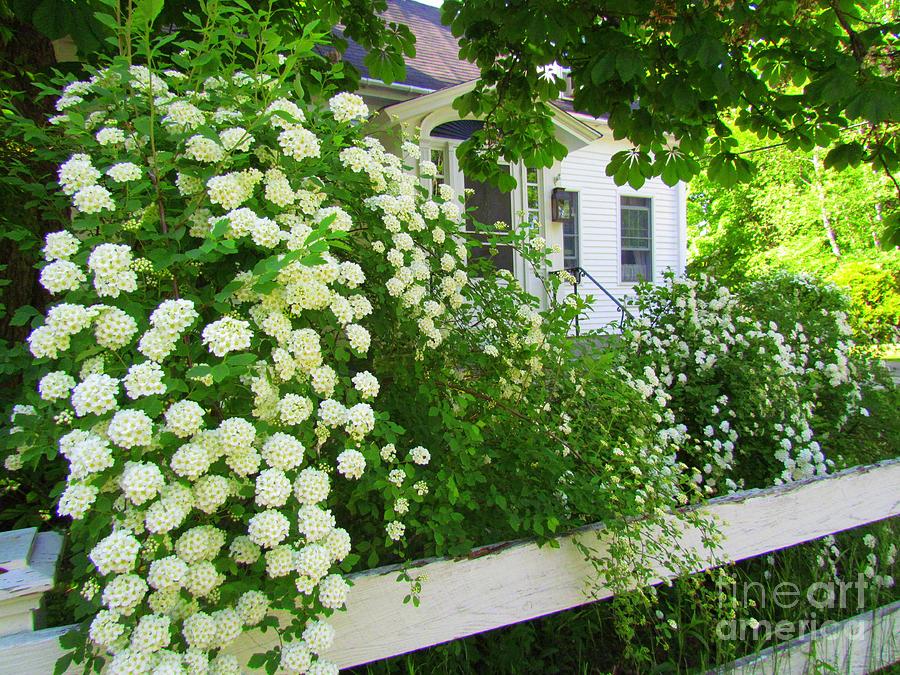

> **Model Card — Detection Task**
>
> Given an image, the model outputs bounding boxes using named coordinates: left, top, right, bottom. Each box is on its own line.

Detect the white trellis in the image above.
left=0, top=459, right=897, bottom=674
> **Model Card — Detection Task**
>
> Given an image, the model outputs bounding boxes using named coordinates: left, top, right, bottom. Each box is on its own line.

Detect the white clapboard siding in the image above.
left=0, top=459, right=897, bottom=674
left=714, top=599, right=900, bottom=675
left=557, top=137, right=683, bottom=332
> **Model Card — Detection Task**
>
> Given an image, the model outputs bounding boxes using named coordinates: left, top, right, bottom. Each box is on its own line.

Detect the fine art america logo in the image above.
left=716, top=574, right=875, bottom=641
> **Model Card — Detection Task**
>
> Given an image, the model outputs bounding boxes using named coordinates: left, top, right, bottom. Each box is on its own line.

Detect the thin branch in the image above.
left=437, top=379, right=599, bottom=476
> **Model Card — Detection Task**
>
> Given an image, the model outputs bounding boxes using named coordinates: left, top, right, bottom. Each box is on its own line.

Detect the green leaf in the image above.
left=186, top=364, right=212, bottom=378
left=707, top=152, right=753, bottom=188
left=247, top=654, right=267, bottom=669
left=214, top=278, right=243, bottom=303
left=92, top=11, right=118, bottom=32
left=590, top=53, right=616, bottom=85
left=616, top=50, right=642, bottom=82
left=54, top=651, right=74, bottom=675
left=210, top=217, right=229, bottom=239
left=211, top=363, right=230, bottom=382
left=131, top=0, right=164, bottom=28
left=496, top=171, right=517, bottom=193
left=226, top=353, right=257, bottom=367
left=32, top=0, right=75, bottom=40
left=10, top=305, right=39, bottom=327
left=823, top=143, right=863, bottom=171
left=447, top=476, right=459, bottom=505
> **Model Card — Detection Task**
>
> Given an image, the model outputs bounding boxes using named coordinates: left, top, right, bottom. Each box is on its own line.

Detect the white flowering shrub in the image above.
left=4, top=3, right=720, bottom=672
left=618, top=271, right=871, bottom=492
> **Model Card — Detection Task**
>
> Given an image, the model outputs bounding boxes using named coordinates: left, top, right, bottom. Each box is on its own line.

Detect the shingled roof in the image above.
left=340, top=0, right=481, bottom=91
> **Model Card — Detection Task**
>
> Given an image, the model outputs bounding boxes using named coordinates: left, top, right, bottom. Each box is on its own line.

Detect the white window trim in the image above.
left=617, top=193, right=654, bottom=284
left=556, top=188, right=581, bottom=272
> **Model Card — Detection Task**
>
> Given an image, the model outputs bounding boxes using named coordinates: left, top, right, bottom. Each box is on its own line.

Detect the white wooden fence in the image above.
left=0, top=458, right=897, bottom=674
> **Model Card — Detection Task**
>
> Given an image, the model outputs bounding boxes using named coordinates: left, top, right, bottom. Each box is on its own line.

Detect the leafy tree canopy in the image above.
left=688, top=126, right=899, bottom=343
left=440, top=0, right=898, bottom=196
left=1, top=0, right=415, bottom=86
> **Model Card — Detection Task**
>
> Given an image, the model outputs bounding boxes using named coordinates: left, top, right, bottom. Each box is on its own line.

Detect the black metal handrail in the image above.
left=552, top=266, right=634, bottom=335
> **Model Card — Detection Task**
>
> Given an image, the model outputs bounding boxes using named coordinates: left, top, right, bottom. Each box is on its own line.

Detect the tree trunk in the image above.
left=873, top=202, right=884, bottom=249
left=811, top=151, right=841, bottom=258
left=0, top=18, right=64, bottom=391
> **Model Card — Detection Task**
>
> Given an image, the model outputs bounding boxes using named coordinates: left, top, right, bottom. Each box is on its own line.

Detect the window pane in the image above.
left=526, top=167, right=538, bottom=185
left=621, top=209, right=649, bottom=239
left=430, top=148, right=445, bottom=176
left=465, top=168, right=514, bottom=275
left=563, top=233, right=578, bottom=269
left=620, top=197, right=651, bottom=282
left=622, top=237, right=650, bottom=250
left=621, top=206, right=650, bottom=249
left=527, top=185, right=539, bottom=210
left=622, top=250, right=652, bottom=282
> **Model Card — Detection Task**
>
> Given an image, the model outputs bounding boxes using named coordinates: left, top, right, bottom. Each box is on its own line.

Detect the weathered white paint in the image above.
left=713, top=599, right=900, bottom=675
left=1, top=460, right=897, bottom=674
left=0, top=531, right=63, bottom=638
left=0, top=528, right=37, bottom=573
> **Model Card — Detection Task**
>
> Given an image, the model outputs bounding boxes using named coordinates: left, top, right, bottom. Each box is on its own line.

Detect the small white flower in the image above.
left=106, top=162, right=142, bottom=182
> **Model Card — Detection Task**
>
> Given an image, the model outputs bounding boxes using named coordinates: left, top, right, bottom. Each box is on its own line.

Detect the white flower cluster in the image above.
left=202, top=316, right=253, bottom=357
left=328, top=92, right=369, bottom=123
left=26, top=55, right=509, bottom=674
left=88, top=243, right=137, bottom=297
left=621, top=273, right=863, bottom=492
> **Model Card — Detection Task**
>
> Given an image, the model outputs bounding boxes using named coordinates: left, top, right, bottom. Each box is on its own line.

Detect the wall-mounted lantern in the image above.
left=551, top=188, right=577, bottom=222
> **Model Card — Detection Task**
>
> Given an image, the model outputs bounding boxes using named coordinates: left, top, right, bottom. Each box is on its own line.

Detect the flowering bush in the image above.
left=618, top=271, right=871, bottom=492
left=1, top=3, right=721, bottom=673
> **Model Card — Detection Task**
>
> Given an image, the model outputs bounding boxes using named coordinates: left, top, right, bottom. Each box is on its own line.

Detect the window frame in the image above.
left=618, top=194, right=653, bottom=284
left=553, top=188, right=580, bottom=271
left=421, top=141, right=456, bottom=197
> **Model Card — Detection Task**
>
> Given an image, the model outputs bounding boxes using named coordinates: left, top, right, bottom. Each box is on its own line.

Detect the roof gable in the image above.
left=377, top=80, right=602, bottom=150
left=339, top=0, right=480, bottom=91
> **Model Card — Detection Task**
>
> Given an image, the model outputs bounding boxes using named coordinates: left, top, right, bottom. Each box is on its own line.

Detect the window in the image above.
left=525, top=167, right=541, bottom=225
left=620, top=196, right=652, bottom=282
left=552, top=190, right=578, bottom=269
left=554, top=190, right=579, bottom=270
left=465, top=167, right=514, bottom=274
left=427, top=146, right=446, bottom=196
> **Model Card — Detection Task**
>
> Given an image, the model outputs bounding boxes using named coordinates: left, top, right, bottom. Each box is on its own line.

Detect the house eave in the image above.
left=375, top=80, right=603, bottom=147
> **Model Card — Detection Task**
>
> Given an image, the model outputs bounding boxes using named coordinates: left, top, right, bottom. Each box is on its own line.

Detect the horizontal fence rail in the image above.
left=714, top=599, right=900, bottom=675
left=0, top=459, right=897, bottom=674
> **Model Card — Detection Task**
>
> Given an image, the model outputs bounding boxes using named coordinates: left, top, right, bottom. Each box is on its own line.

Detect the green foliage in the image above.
left=442, top=0, right=898, bottom=190
left=689, top=127, right=900, bottom=344
left=2, top=3, right=724, bottom=671
left=3, top=0, right=415, bottom=86
left=617, top=271, right=870, bottom=491
left=827, top=257, right=900, bottom=344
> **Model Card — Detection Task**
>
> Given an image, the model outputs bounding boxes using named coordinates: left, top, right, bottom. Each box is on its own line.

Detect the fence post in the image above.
left=0, top=528, right=64, bottom=637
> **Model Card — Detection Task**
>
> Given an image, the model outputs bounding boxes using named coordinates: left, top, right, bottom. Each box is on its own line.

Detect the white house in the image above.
left=342, top=0, right=688, bottom=331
